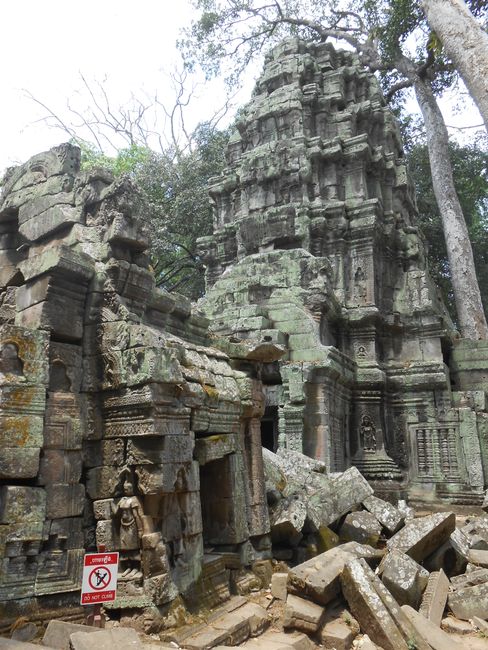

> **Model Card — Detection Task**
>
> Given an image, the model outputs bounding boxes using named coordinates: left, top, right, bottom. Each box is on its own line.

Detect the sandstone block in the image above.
left=468, top=548, right=488, bottom=567
left=380, top=549, right=429, bottom=608
left=69, top=629, right=142, bottom=650
left=288, top=546, right=355, bottom=605
left=42, top=621, right=101, bottom=650
left=418, top=569, right=449, bottom=626
left=362, top=495, right=404, bottom=534
left=386, top=512, right=455, bottom=562
left=319, top=617, right=357, bottom=650
left=45, top=483, right=85, bottom=518
left=0, top=448, right=40, bottom=479
left=283, top=594, right=325, bottom=633
left=339, top=511, right=382, bottom=546
left=401, top=605, right=460, bottom=650
left=271, top=572, right=289, bottom=601
left=0, top=486, right=46, bottom=523
left=448, top=579, right=488, bottom=620
left=341, top=558, right=409, bottom=650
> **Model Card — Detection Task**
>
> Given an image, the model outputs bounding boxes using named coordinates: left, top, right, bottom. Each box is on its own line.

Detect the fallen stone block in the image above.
left=69, top=628, right=142, bottom=650
left=306, top=468, right=373, bottom=529
left=355, top=636, right=380, bottom=650
left=180, top=628, right=230, bottom=650
left=424, top=528, right=468, bottom=576
left=472, top=616, right=488, bottom=634
left=418, top=569, right=449, bottom=626
left=441, top=616, right=473, bottom=635
left=370, top=568, right=431, bottom=650
left=386, top=512, right=456, bottom=563
left=283, top=593, right=325, bottom=633
left=362, top=495, right=404, bottom=534
left=271, top=572, right=288, bottom=601
left=257, top=630, right=315, bottom=650
left=401, top=605, right=460, bottom=650
left=269, top=496, right=306, bottom=545
left=448, top=579, right=488, bottom=620
left=340, top=558, right=409, bottom=650
left=0, top=641, right=56, bottom=650
left=318, top=617, right=357, bottom=650
left=339, top=512, right=382, bottom=547
left=43, top=621, right=102, bottom=650
left=468, top=548, right=488, bottom=567
left=288, top=546, right=355, bottom=605
left=380, top=549, right=429, bottom=609
left=461, top=517, right=488, bottom=550
left=450, top=566, right=488, bottom=591
left=11, top=624, right=37, bottom=643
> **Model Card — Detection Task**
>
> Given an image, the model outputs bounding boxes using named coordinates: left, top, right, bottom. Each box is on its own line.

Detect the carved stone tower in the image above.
left=200, top=38, right=487, bottom=502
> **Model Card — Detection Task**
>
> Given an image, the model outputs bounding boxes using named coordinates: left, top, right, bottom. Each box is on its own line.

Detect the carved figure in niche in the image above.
left=360, top=414, right=377, bottom=452
left=357, top=345, right=366, bottom=359
left=0, top=342, right=24, bottom=380
left=111, top=467, right=153, bottom=580
left=354, top=266, right=367, bottom=304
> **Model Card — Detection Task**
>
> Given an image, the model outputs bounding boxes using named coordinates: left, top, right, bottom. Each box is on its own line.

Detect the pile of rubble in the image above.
left=4, top=451, right=488, bottom=649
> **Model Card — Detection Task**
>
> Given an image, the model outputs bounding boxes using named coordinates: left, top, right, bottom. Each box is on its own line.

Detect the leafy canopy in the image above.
left=77, top=122, right=230, bottom=300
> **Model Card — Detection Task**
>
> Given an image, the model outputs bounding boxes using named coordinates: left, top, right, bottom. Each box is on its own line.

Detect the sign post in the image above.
left=81, top=550, right=119, bottom=610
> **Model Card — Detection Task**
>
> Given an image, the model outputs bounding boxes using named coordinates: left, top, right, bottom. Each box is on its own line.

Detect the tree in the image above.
left=408, top=139, right=488, bottom=319
left=420, top=0, right=488, bottom=134
left=78, top=123, right=230, bottom=300
left=179, top=0, right=488, bottom=339
left=27, top=74, right=232, bottom=300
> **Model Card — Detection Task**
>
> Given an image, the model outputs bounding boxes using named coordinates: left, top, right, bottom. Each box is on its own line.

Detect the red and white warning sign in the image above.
left=81, top=552, right=119, bottom=605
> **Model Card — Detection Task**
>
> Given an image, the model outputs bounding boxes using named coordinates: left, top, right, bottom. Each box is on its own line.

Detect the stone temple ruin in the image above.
left=2, top=37, right=488, bottom=626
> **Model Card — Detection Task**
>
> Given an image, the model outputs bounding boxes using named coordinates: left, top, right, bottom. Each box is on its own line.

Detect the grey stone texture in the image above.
left=379, top=549, right=429, bottom=608
left=386, top=512, right=456, bottom=562
left=0, top=143, right=273, bottom=615
left=199, top=37, right=488, bottom=504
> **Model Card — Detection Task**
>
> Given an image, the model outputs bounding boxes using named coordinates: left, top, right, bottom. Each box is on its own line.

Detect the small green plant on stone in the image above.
left=342, top=612, right=352, bottom=627
left=407, top=638, right=418, bottom=650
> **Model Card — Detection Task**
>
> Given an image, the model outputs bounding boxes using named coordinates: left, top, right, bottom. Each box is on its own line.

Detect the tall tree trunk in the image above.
left=413, top=75, right=488, bottom=339
left=421, top=0, right=488, bottom=133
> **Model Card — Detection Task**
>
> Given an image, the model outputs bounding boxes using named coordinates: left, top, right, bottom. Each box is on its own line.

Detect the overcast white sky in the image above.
left=0, top=1, right=483, bottom=175
left=0, top=0, right=255, bottom=173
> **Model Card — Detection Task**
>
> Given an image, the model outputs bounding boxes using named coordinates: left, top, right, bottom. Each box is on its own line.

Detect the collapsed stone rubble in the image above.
left=6, top=457, right=488, bottom=649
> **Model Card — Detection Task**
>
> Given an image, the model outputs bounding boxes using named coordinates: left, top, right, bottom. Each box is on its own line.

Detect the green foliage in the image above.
left=409, top=138, right=488, bottom=318
left=76, top=124, right=230, bottom=300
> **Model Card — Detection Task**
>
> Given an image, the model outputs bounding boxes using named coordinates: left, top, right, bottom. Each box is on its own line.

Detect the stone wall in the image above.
left=0, top=144, right=274, bottom=617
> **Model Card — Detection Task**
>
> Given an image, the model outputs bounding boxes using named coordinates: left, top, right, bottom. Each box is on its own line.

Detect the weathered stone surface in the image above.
left=380, top=549, right=429, bottom=608
left=468, top=548, right=488, bottom=567
left=448, top=579, right=488, bottom=620
left=339, top=511, right=382, bottom=546
left=401, top=606, right=460, bottom=650
left=271, top=572, right=289, bottom=601
left=341, top=558, right=409, bottom=650
left=0, top=641, right=56, bottom=650
left=319, top=617, right=358, bottom=650
left=362, top=495, right=404, bottom=534
left=42, top=621, right=102, bottom=650
left=283, top=594, right=325, bottom=633
left=418, top=569, right=449, bottom=626
left=69, top=629, right=142, bottom=650
left=386, top=512, right=456, bottom=562
left=288, top=546, right=355, bottom=605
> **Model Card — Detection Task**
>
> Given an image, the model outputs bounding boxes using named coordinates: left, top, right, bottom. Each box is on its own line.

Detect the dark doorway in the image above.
left=261, top=406, right=279, bottom=451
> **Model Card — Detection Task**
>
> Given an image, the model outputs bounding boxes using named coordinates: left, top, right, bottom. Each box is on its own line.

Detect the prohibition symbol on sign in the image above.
left=88, top=566, right=112, bottom=590
left=81, top=552, right=119, bottom=605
